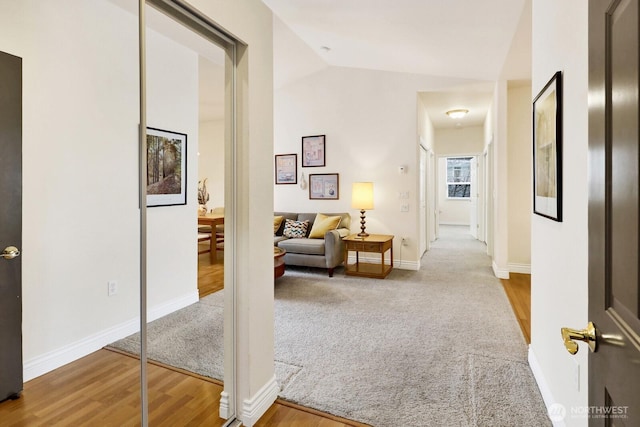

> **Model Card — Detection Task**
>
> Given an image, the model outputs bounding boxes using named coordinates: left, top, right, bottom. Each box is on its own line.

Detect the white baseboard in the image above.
left=492, top=260, right=510, bottom=279
left=148, top=291, right=199, bottom=322
left=528, top=346, right=563, bottom=427
left=241, top=375, right=279, bottom=426
left=508, top=263, right=531, bottom=274
left=347, top=255, right=418, bottom=271
left=219, top=391, right=230, bottom=419
left=23, top=291, right=199, bottom=382
left=394, top=260, right=419, bottom=271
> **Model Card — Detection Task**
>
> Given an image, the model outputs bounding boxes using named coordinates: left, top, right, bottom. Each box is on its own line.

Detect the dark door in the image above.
left=589, top=0, right=640, bottom=424
left=0, top=50, right=22, bottom=401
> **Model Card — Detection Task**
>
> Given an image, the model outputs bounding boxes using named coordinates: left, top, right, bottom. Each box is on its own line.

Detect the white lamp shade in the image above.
left=352, top=182, right=374, bottom=210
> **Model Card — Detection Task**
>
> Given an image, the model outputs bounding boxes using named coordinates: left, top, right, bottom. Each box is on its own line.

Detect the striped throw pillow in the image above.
left=282, top=219, right=309, bottom=238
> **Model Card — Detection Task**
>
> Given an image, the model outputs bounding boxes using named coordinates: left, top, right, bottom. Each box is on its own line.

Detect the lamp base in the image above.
left=358, top=210, right=369, bottom=237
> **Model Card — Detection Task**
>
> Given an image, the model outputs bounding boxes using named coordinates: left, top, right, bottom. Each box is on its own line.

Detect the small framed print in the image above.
left=302, top=135, right=326, bottom=167
left=275, top=153, right=297, bottom=184
left=309, top=173, right=339, bottom=200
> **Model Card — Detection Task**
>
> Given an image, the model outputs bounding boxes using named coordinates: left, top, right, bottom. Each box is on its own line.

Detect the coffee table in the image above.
left=274, top=247, right=286, bottom=279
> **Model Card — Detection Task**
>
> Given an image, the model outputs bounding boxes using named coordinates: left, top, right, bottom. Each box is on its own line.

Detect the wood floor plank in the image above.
left=198, top=248, right=224, bottom=298
left=0, top=349, right=364, bottom=426
left=501, top=273, right=531, bottom=343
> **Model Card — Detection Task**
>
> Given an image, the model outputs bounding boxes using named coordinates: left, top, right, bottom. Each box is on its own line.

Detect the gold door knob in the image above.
left=561, top=322, right=597, bottom=355
left=1, top=246, right=20, bottom=260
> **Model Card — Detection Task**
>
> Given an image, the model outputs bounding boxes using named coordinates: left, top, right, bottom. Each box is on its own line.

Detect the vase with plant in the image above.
left=198, top=178, right=210, bottom=215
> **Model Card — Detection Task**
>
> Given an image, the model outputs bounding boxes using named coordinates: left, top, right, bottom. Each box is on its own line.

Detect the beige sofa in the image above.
left=274, top=212, right=351, bottom=277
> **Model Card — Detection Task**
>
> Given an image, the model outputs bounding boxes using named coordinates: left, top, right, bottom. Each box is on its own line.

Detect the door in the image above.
left=588, top=0, right=640, bottom=423
left=469, top=156, right=478, bottom=239
left=0, top=51, right=22, bottom=401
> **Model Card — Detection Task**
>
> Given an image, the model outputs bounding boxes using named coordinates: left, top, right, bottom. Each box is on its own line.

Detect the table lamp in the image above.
left=351, top=182, right=374, bottom=237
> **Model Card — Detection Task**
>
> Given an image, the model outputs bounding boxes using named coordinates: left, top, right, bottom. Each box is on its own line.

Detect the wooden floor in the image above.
left=0, top=348, right=366, bottom=426
left=501, top=273, right=532, bottom=343
left=198, top=245, right=224, bottom=298
left=0, top=349, right=225, bottom=426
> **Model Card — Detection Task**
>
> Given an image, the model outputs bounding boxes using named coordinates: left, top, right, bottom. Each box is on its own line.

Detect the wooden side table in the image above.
left=343, top=234, right=394, bottom=279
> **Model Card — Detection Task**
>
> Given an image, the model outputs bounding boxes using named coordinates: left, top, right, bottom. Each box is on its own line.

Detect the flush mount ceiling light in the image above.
left=446, top=109, right=469, bottom=119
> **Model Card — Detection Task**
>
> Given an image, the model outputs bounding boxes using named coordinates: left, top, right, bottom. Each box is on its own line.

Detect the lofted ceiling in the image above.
left=265, top=0, right=532, bottom=129
left=109, top=0, right=532, bottom=128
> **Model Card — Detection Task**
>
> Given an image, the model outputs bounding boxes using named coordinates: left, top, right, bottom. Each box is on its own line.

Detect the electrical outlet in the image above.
left=108, top=280, right=118, bottom=297
left=401, top=237, right=409, bottom=246
left=400, top=204, right=409, bottom=212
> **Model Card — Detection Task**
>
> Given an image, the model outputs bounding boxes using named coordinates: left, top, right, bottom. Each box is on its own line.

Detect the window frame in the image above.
left=446, top=156, right=472, bottom=200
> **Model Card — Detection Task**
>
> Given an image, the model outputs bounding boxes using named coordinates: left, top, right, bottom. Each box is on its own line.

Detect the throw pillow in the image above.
left=273, top=216, right=284, bottom=234
left=282, top=219, right=309, bottom=238
left=308, top=213, right=342, bottom=239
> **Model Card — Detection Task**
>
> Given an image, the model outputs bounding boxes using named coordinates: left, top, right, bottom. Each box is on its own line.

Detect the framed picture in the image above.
left=275, top=153, right=297, bottom=184
left=533, top=71, right=562, bottom=221
left=309, top=173, right=339, bottom=200
left=146, top=127, right=187, bottom=207
left=302, top=135, right=326, bottom=167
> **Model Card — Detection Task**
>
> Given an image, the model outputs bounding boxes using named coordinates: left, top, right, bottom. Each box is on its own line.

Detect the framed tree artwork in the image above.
left=146, top=127, right=187, bottom=207
left=533, top=71, right=562, bottom=221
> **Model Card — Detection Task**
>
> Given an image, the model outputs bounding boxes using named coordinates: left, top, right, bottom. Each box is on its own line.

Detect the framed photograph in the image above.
left=309, top=173, right=339, bottom=200
left=533, top=71, right=562, bottom=221
left=302, top=135, right=326, bottom=167
left=146, top=127, right=187, bottom=207
left=275, top=153, right=297, bottom=184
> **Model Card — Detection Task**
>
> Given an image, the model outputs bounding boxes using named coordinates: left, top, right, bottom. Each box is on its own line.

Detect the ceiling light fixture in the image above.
left=446, top=109, right=469, bottom=119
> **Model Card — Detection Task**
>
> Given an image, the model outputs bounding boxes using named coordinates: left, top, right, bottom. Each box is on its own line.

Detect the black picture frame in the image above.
left=302, top=135, right=326, bottom=167
left=533, top=71, right=562, bottom=222
left=275, top=153, right=297, bottom=184
left=146, top=127, right=187, bottom=207
left=309, top=173, right=339, bottom=200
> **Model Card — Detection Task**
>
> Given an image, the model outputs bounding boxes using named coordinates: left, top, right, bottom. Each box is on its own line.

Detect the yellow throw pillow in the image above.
left=274, top=216, right=284, bottom=234
left=308, top=214, right=342, bottom=239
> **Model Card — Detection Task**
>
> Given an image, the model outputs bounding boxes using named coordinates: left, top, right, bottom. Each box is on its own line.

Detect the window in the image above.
left=446, top=157, right=472, bottom=198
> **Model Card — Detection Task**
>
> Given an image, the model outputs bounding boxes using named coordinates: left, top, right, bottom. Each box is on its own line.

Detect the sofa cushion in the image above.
left=274, top=216, right=284, bottom=234
left=278, top=237, right=325, bottom=255
left=283, top=219, right=309, bottom=238
left=308, top=213, right=342, bottom=238
left=274, top=212, right=299, bottom=235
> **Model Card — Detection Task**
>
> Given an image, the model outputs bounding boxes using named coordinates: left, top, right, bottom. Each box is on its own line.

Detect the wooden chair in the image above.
left=198, top=232, right=212, bottom=255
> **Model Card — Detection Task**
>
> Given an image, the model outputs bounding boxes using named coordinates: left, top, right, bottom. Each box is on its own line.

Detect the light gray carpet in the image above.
left=109, top=225, right=550, bottom=426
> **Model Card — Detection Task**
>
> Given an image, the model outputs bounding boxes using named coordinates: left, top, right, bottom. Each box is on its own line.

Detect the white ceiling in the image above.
left=263, top=0, right=528, bottom=81
left=108, top=0, right=532, bottom=127
left=266, top=0, right=532, bottom=129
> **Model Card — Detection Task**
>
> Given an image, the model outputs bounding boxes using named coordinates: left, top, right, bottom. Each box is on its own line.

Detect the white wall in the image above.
left=3, top=0, right=276, bottom=424
left=417, top=97, right=436, bottom=249
left=188, top=0, right=276, bottom=422
left=488, top=81, right=510, bottom=279
left=1, top=0, right=198, bottom=378
left=198, top=119, right=224, bottom=209
left=507, top=84, right=532, bottom=272
left=530, top=1, right=589, bottom=425
left=434, top=126, right=484, bottom=226
left=274, top=65, right=474, bottom=269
